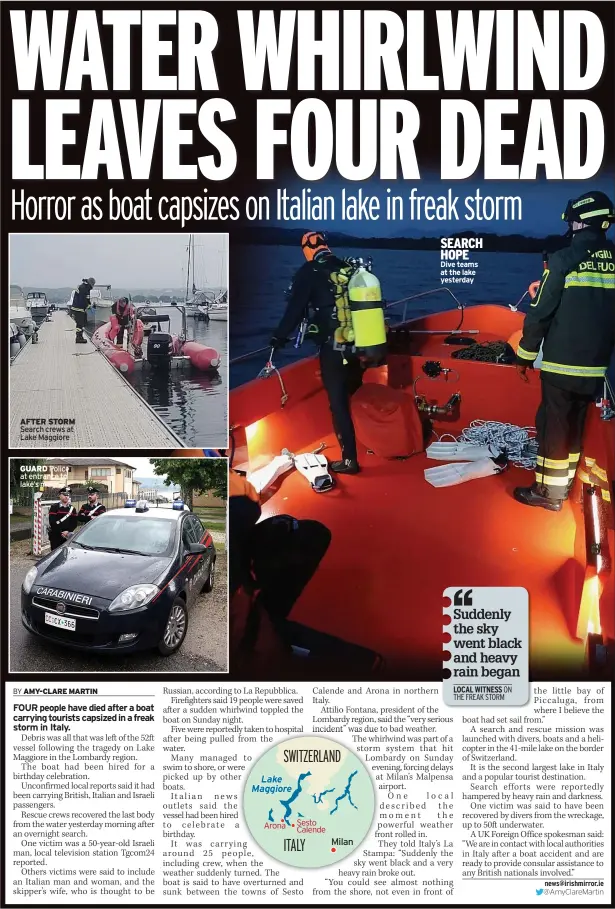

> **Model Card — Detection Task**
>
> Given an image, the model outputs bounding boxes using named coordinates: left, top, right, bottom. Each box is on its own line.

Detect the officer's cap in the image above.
left=87, top=486, right=99, bottom=494
left=58, top=486, right=71, bottom=495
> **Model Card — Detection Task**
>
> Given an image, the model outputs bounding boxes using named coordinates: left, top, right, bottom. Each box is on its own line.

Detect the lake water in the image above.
left=91, top=305, right=228, bottom=447
left=229, top=245, right=545, bottom=387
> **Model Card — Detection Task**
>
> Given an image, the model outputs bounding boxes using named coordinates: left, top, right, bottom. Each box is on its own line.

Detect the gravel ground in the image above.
left=10, top=540, right=228, bottom=673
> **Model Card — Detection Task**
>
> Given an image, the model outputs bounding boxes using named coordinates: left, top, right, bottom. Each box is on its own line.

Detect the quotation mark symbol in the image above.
left=453, top=589, right=473, bottom=606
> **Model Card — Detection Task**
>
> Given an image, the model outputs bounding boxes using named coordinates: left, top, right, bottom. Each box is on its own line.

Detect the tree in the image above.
left=150, top=459, right=227, bottom=510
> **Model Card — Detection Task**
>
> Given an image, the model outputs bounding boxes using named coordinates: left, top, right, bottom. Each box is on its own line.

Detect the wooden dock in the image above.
left=10, top=312, right=184, bottom=449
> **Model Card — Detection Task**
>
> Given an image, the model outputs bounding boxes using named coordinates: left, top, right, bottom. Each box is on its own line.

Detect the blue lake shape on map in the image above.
left=280, top=772, right=312, bottom=824
left=312, top=788, right=335, bottom=804
left=330, top=770, right=359, bottom=815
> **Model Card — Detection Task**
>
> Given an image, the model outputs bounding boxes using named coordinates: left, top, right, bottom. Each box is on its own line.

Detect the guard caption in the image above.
left=12, top=187, right=523, bottom=230
left=443, top=587, right=529, bottom=707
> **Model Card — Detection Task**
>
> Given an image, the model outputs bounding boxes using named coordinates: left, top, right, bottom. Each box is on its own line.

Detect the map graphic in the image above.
left=243, top=736, right=375, bottom=868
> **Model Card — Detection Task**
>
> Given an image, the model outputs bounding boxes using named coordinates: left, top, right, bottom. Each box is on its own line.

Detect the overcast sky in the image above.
left=119, top=457, right=158, bottom=479
left=10, top=233, right=228, bottom=288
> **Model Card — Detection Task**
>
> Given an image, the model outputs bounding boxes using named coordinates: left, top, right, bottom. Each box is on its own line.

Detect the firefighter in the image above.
left=270, top=232, right=364, bottom=475
left=111, top=297, right=132, bottom=346
left=72, top=277, right=95, bottom=344
left=78, top=486, right=106, bottom=523
left=48, top=487, right=78, bottom=550
left=514, top=190, right=615, bottom=511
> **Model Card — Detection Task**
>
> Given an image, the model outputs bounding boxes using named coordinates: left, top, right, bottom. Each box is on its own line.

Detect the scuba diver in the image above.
left=72, top=277, right=95, bottom=343
left=270, top=231, right=386, bottom=475
left=515, top=190, right=615, bottom=511
left=111, top=297, right=132, bottom=346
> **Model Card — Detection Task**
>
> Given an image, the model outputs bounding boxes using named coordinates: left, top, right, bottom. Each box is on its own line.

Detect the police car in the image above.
left=21, top=500, right=217, bottom=655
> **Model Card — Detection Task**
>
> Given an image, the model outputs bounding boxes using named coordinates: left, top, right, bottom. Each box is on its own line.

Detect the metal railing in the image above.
left=384, top=286, right=464, bottom=323
left=229, top=287, right=467, bottom=367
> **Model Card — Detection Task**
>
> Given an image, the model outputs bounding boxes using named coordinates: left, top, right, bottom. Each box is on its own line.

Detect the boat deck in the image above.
left=250, top=403, right=586, bottom=681
left=231, top=307, right=613, bottom=680
left=10, top=312, right=182, bottom=449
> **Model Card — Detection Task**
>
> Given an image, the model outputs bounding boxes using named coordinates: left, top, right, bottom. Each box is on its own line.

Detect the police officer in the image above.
left=270, top=231, right=364, bottom=475
left=111, top=297, right=132, bottom=346
left=78, top=486, right=106, bottom=523
left=72, top=277, right=95, bottom=344
left=514, top=191, right=615, bottom=511
left=48, top=487, right=78, bottom=550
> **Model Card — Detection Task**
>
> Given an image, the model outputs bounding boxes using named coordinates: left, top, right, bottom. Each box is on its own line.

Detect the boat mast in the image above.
left=191, top=235, right=196, bottom=295
left=185, top=235, right=192, bottom=301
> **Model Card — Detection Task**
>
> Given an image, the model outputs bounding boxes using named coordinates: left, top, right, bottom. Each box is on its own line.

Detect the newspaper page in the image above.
left=2, top=3, right=613, bottom=909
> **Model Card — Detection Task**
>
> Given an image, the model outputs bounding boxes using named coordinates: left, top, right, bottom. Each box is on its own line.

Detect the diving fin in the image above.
left=424, top=456, right=507, bottom=488
left=247, top=452, right=295, bottom=494
left=426, top=441, right=500, bottom=461
left=294, top=452, right=335, bottom=493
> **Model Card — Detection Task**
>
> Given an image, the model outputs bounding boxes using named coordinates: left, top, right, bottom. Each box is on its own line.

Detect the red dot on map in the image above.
left=331, top=847, right=336, bottom=852
left=292, top=824, right=295, bottom=827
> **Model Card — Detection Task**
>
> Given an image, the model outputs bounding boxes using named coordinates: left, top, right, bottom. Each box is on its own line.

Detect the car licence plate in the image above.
left=44, top=612, right=76, bottom=631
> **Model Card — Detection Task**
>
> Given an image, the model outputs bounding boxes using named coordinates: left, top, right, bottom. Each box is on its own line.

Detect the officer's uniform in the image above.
left=48, top=488, right=78, bottom=550
left=273, top=251, right=364, bottom=466
left=78, top=487, right=106, bottom=523
left=71, top=280, right=93, bottom=343
left=516, top=196, right=615, bottom=508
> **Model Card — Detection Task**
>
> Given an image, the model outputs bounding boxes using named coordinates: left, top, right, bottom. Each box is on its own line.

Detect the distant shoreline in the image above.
left=231, top=226, right=567, bottom=255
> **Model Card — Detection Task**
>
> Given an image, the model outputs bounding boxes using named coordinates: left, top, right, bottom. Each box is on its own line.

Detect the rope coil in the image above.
left=451, top=341, right=515, bottom=363
left=439, top=420, right=538, bottom=470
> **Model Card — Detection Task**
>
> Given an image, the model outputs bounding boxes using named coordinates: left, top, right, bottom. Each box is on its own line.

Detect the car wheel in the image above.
left=158, top=597, right=188, bottom=655
left=203, top=558, right=216, bottom=593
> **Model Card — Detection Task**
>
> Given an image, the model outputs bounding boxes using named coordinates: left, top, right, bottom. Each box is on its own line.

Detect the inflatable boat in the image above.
left=91, top=304, right=221, bottom=376
left=229, top=284, right=614, bottom=681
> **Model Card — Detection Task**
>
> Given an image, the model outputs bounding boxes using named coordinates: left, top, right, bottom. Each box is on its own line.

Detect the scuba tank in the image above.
left=348, top=258, right=387, bottom=365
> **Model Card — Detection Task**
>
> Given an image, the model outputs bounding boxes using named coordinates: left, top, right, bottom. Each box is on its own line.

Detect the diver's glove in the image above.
left=269, top=335, right=288, bottom=350
left=424, top=456, right=507, bottom=488
left=425, top=441, right=501, bottom=462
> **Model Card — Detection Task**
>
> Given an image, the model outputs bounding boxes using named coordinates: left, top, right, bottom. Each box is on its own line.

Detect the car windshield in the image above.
left=73, top=515, right=176, bottom=557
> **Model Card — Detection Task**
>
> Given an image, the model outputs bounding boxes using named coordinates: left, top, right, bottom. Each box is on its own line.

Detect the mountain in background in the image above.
left=17, top=286, right=225, bottom=304
left=135, top=476, right=180, bottom=490
left=231, top=226, right=567, bottom=253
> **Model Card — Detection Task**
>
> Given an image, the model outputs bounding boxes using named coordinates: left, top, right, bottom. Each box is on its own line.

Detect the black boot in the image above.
left=330, top=458, right=360, bottom=475
left=76, top=334, right=87, bottom=344
left=513, top=485, right=563, bottom=512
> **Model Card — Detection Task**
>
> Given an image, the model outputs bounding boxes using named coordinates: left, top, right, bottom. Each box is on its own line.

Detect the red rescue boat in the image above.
left=229, top=287, right=615, bottom=680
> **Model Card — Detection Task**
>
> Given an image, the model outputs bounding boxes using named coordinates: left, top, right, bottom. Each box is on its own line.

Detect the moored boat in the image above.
left=91, top=304, right=221, bottom=374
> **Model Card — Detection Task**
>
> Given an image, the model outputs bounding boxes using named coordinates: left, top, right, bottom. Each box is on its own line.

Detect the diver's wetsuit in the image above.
left=274, top=253, right=364, bottom=462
